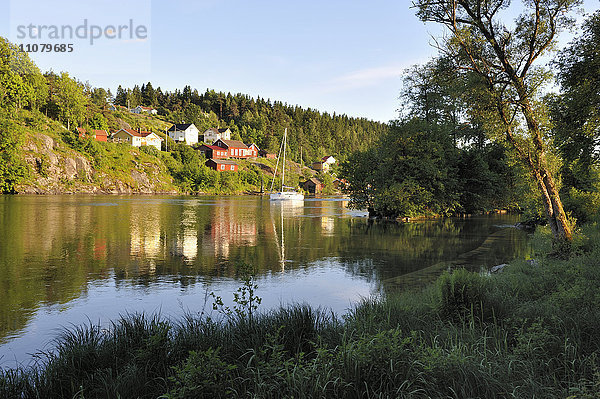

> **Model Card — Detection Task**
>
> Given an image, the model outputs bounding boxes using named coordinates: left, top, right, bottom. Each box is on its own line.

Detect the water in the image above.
left=0, top=195, right=531, bottom=367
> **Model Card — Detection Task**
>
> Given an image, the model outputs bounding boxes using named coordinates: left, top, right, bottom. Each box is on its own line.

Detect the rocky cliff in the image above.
left=17, top=133, right=178, bottom=195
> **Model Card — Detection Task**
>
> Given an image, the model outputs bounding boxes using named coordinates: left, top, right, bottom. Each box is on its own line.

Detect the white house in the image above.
left=111, top=128, right=163, bottom=151
left=167, top=123, right=199, bottom=146
left=131, top=105, right=158, bottom=115
left=322, top=156, right=337, bottom=165
left=203, top=127, right=231, bottom=144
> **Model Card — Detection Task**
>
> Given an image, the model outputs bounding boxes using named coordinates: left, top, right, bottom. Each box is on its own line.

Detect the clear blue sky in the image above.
left=1, top=0, right=599, bottom=122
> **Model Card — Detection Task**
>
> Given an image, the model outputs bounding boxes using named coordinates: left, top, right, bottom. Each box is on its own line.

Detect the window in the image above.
left=220, top=165, right=225, bottom=170
left=230, top=165, right=234, bottom=170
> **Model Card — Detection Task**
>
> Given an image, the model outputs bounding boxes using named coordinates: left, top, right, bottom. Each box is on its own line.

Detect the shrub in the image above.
left=437, top=268, right=490, bottom=321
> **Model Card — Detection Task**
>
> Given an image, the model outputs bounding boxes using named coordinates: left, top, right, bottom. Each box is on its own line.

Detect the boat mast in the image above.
left=281, top=128, right=287, bottom=192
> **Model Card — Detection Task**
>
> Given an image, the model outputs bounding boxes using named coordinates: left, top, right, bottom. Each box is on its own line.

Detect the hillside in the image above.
left=12, top=110, right=177, bottom=194
left=4, top=109, right=325, bottom=195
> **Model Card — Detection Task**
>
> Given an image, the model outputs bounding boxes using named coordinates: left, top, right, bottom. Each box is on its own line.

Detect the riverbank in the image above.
left=1, top=223, right=598, bottom=398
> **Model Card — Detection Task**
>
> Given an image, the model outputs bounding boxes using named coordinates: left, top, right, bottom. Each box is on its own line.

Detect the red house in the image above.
left=245, top=143, right=260, bottom=158
left=206, top=159, right=238, bottom=172
left=77, top=128, right=108, bottom=142
left=259, top=149, right=276, bottom=159
left=198, top=145, right=228, bottom=159
left=213, top=139, right=255, bottom=159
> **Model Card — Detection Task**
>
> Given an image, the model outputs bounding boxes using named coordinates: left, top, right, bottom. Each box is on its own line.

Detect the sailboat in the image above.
left=270, top=128, right=304, bottom=201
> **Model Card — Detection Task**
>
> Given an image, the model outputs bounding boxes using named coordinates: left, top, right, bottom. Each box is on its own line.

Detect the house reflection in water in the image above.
left=171, top=206, right=199, bottom=261
left=129, top=203, right=162, bottom=275
left=205, top=205, right=258, bottom=259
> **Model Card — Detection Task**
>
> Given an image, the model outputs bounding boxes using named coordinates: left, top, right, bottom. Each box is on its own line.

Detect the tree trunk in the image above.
left=519, top=94, right=573, bottom=243
left=540, top=165, right=573, bottom=242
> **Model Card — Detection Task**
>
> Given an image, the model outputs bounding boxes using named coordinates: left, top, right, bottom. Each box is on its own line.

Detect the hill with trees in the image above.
left=0, top=36, right=387, bottom=194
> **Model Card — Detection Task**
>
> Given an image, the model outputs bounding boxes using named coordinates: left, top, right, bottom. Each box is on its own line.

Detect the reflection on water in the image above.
left=0, top=195, right=531, bottom=366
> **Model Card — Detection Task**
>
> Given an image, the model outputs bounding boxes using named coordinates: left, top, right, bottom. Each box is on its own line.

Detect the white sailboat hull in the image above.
left=270, top=191, right=304, bottom=201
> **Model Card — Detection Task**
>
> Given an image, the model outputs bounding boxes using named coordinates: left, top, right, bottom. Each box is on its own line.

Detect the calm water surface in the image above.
left=0, top=195, right=532, bottom=367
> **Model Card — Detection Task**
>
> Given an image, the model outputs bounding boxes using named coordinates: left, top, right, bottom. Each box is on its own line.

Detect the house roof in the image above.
left=77, top=128, right=108, bottom=137
left=305, top=178, right=323, bottom=185
left=199, top=145, right=226, bottom=151
left=140, top=106, right=155, bottom=110
left=115, top=128, right=157, bottom=138
left=204, top=127, right=231, bottom=134
left=92, top=129, right=108, bottom=137
left=207, top=159, right=238, bottom=165
left=168, top=123, right=194, bottom=132
left=245, top=143, right=260, bottom=150
left=217, top=139, right=248, bottom=149
left=322, top=156, right=336, bottom=162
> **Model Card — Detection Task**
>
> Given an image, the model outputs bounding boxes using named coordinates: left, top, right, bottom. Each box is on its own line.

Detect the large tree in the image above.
left=413, top=0, right=579, bottom=243
left=550, top=11, right=600, bottom=191
left=54, top=72, right=86, bottom=130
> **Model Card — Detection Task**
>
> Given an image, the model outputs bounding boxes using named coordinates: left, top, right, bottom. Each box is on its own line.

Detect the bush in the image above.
left=437, top=268, right=490, bottom=321
left=564, top=188, right=600, bottom=224
left=166, top=348, right=237, bottom=399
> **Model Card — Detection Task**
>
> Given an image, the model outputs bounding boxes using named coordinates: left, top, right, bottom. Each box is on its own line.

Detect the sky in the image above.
left=1, top=0, right=599, bottom=123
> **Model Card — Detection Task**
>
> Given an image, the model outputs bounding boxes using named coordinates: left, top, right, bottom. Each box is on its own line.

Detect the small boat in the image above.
left=270, top=128, right=304, bottom=201
left=270, top=190, right=305, bottom=201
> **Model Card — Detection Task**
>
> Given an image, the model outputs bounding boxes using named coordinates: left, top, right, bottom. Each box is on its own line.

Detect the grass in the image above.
left=2, top=224, right=600, bottom=398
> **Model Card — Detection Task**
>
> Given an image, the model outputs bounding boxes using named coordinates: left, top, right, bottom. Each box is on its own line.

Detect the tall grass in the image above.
left=2, top=225, right=600, bottom=398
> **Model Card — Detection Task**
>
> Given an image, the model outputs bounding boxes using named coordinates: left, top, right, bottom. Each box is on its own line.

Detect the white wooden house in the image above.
left=111, top=129, right=163, bottom=151
left=203, top=128, right=232, bottom=144
left=167, top=123, right=199, bottom=145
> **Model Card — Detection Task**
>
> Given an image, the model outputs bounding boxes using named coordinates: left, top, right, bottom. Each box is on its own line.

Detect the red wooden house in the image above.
left=206, top=159, right=239, bottom=172
left=245, top=143, right=260, bottom=158
left=77, top=128, right=108, bottom=142
left=213, top=139, right=255, bottom=159
left=198, top=145, right=228, bottom=159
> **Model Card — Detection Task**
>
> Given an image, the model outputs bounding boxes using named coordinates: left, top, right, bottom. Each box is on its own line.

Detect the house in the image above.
left=245, top=143, right=260, bottom=158
left=203, top=128, right=232, bottom=144
left=77, top=127, right=108, bottom=142
left=108, top=104, right=128, bottom=112
left=259, top=149, right=276, bottom=159
left=111, top=128, right=163, bottom=151
left=131, top=105, right=158, bottom=114
left=311, top=161, right=330, bottom=172
left=197, top=145, right=228, bottom=159
left=303, top=178, right=324, bottom=194
left=167, top=123, right=199, bottom=146
left=213, top=139, right=255, bottom=159
left=322, top=156, right=337, bottom=165
left=206, top=159, right=238, bottom=172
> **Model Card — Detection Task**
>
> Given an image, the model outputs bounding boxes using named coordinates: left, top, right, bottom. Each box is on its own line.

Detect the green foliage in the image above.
left=437, top=268, right=490, bottom=321
left=52, top=72, right=87, bottom=130
left=552, top=11, right=600, bottom=192
left=88, top=113, right=108, bottom=130
left=211, top=262, right=262, bottom=323
left=0, top=116, right=29, bottom=193
left=343, top=118, right=462, bottom=218
left=166, top=348, right=237, bottom=399
left=563, top=188, right=600, bottom=224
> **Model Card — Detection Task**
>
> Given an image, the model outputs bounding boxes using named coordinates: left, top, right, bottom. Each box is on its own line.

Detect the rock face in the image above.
left=18, top=133, right=178, bottom=195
